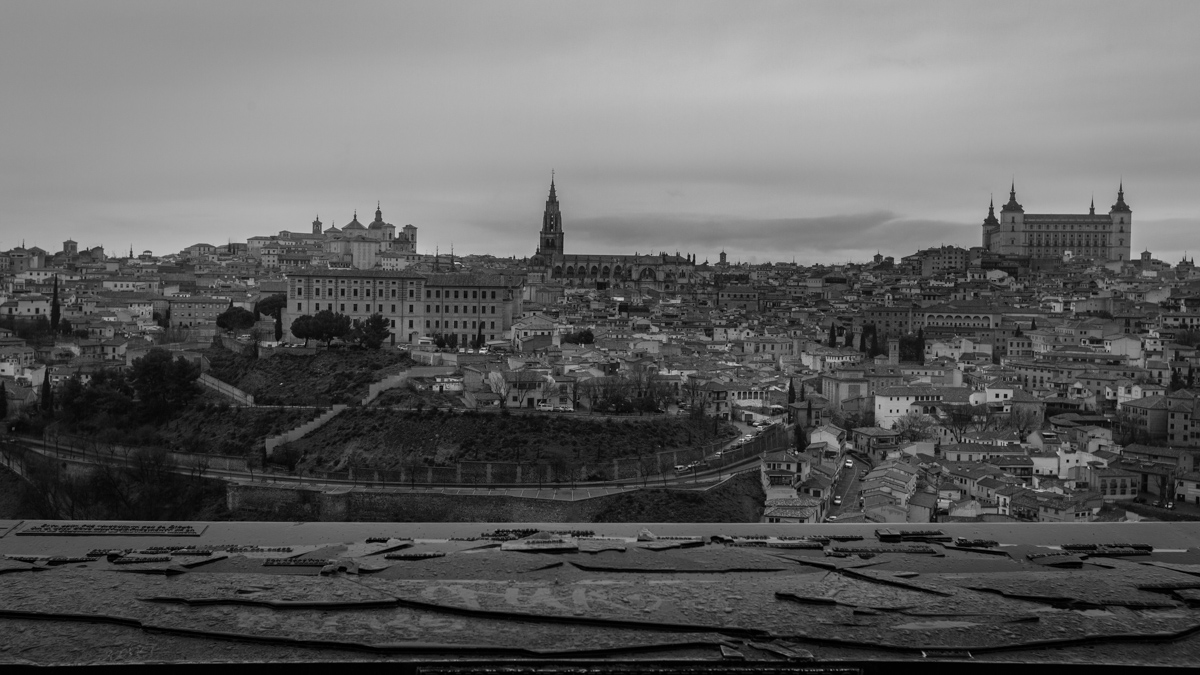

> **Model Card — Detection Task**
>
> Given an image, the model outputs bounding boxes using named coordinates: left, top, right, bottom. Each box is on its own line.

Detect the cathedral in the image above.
left=529, top=178, right=700, bottom=291
left=314, top=203, right=418, bottom=254
left=982, top=183, right=1132, bottom=262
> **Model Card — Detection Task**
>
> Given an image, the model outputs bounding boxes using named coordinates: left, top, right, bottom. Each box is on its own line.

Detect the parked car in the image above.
left=535, top=403, right=554, bottom=412
left=832, top=495, right=843, bottom=506
left=844, top=459, right=854, bottom=468
left=673, top=465, right=687, bottom=473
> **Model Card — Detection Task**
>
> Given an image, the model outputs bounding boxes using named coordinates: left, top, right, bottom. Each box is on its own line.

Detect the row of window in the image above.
left=427, top=289, right=497, bottom=300
left=1099, top=479, right=1131, bottom=496
left=293, top=280, right=503, bottom=300
left=300, top=287, right=407, bottom=298
left=426, top=305, right=496, bottom=315
left=297, top=301, right=500, bottom=316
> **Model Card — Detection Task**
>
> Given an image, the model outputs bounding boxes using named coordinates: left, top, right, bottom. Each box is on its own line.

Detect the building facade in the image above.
left=283, top=268, right=523, bottom=346
left=982, top=183, right=1132, bottom=261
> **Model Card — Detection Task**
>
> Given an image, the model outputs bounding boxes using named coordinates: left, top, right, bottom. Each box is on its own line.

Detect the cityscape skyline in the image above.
left=4, top=2, right=1199, bottom=264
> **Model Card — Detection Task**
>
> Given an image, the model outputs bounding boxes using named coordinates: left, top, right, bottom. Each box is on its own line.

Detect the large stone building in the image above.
left=982, top=183, right=1132, bottom=262
left=283, top=268, right=522, bottom=346
left=529, top=178, right=699, bottom=291
left=249, top=204, right=419, bottom=270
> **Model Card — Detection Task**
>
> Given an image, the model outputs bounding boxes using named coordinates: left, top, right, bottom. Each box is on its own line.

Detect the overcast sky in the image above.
left=3, top=1, right=1199, bottom=265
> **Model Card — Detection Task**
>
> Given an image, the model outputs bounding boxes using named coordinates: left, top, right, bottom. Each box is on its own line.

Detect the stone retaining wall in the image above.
left=197, top=373, right=255, bottom=406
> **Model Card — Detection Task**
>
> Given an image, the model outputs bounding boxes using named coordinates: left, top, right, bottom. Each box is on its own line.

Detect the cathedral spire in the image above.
left=1002, top=181, right=1023, bottom=212
left=1111, top=181, right=1130, bottom=213
left=1090, top=196, right=1095, bottom=215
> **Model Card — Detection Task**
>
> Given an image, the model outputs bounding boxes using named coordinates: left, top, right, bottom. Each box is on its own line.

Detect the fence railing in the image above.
left=9, top=421, right=788, bottom=491
left=281, top=423, right=788, bottom=487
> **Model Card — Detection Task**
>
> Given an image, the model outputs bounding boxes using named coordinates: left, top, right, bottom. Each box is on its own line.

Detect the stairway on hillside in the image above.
left=264, top=404, right=347, bottom=456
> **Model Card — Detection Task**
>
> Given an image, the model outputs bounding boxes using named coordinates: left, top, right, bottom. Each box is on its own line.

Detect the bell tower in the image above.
left=537, top=173, right=564, bottom=259
left=1109, top=182, right=1132, bottom=262
left=998, top=182, right=1025, bottom=256
left=981, top=196, right=999, bottom=250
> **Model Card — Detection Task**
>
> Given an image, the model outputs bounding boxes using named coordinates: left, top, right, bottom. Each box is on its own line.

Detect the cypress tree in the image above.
left=0, top=381, right=7, bottom=421
left=50, top=275, right=60, bottom=332
left=858, top=328, right=867, bottom=352
left=1031, top=319, right=1038, bottom=331
left=828, top=323, right=837, bottom=348
left=40, top=376, right=52, bottom=414
left=917, top=327, right=926, bottom=365
left=1170, top=371, right=1185, bottom=392
left=274, top=309, right=283, bottom=341
left=844, top=328, right=854, bottom=348
left=787, top=378, right=795, bottom=405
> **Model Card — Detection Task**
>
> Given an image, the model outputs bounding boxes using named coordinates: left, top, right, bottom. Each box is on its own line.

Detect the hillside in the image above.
left=285, top=408, right=737, bottom=473
left=202, top=347, right=412, bottom=405
left=154, top=398, right=320, bottom=456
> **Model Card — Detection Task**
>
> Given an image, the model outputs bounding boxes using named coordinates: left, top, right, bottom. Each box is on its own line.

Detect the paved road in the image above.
left=827, top=453, right=866, bottom=519
left=4, top=435, right=760, bottom=501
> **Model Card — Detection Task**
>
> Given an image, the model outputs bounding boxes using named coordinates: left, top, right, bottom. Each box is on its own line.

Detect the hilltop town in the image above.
left=3, top=181, right=1200, bottom=525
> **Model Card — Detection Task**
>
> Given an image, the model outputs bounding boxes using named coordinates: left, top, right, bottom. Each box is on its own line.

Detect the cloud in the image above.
left=2, top=3, right=1200, bottom=262
left=555, top=212, right=973, bottom=264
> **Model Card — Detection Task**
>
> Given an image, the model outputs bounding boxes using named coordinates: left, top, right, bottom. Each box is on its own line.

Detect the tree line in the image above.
left=13, top=349, right=203, bottom=440
left=288, top=310, right=392, bottom=349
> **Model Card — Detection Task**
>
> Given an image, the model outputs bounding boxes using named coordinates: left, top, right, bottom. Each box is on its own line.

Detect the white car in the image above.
left=535, top=403, right=554, bottom=412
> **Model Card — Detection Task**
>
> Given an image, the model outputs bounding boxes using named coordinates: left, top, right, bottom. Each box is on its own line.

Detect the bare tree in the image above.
left=487, top=370, right=512, bottom=408
left=681, top=376, right=704, bottom=409
left=941, top=404, right=989, bottom=442
left=1005, top=405, right=1043, bottom=437
left=893, top=410, right=938, bottom=443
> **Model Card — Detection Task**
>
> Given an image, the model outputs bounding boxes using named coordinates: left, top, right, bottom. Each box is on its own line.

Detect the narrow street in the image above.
left=827, top=453, right=865, bottom=520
